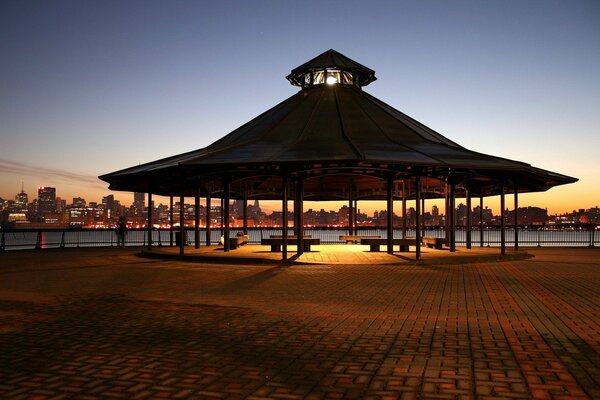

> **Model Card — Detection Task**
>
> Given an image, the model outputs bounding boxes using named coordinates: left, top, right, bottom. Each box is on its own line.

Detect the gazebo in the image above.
left=100, top=49, right=577, bottom=261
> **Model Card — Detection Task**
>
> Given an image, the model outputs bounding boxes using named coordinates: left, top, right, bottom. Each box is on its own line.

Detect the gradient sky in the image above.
left=1, top=0, right=599, bottom=215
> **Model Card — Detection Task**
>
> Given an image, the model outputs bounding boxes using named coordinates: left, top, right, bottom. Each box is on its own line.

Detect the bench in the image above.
left=228, top=235, right=248, bottom=249
left=269, top=235, right=312, bottom=239
left=422, top=237, right=445, bottom=249
left=360, top=238, right=417, bottom=252
left=261, top=238, right=320, bottom=252
left=339, top=235, right=381, bottom=244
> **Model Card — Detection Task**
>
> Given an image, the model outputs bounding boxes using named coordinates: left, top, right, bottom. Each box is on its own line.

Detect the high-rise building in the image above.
left=72, top=197, right=86, bottom=208
left=56, top=197, right=66, bottom=213
left=431, top=205, right=440, bottom=225
left=232, top=199, right=244, bottom=218
left=38, top=187, right=56, bottom=214
left=132, top=192, right=145, bottom=216
left=15, top=184, right=28, bottom=211
left=102, top=195, right=115, bottom=211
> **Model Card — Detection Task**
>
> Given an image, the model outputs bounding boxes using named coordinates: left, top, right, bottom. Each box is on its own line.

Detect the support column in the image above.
left=353, top=199, right=358, bottom=234
left=282, top=175, right=288, bottom=263
left=514, top=187, right=519, bottom=251
left=402, top=181, right=407, bottom=238
left=297, top=177, right=304, bottom=256
left=387, top=174, right=394, bottom=255
left=147, top=192, right=153, bottom=250
left=415, top=176, right=421, bottom=260
left=179, top=194, right=185, bottom=256
left=294, top=182, right=300, bottom=238
left=479, top=195, right=484, bottom=247
left=223, top=181, right=231, bottom=252
left=445, top=186, right=450, bottom=244
left=421, top=196, right=425, bottom=237
left=449, top=184, right=456, bottom=252
left=243, top=196, right=248, bottom=235
left=194, top=188, right=200, bottom=249
left=466, top=189, right=472, bottom=249
left=220, top=197, right=225, bottom=236
left=169, top=196, right=174, bottom=246
left=501, top=182, right=506, bottom=255
left=206, top=191, right=212, bottom=246
left=348, top=188, right=354, bottom=236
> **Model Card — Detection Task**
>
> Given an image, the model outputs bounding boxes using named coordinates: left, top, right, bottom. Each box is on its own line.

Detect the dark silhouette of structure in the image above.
left=100, top=49, right=577, bottom=260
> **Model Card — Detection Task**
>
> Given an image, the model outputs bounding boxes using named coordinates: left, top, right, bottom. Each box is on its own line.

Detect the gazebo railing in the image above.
left=1, top=224, right=597, bottom=251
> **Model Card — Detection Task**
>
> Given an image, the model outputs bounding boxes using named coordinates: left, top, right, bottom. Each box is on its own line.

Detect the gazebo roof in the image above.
left=99, top=49, right=576, bottom=199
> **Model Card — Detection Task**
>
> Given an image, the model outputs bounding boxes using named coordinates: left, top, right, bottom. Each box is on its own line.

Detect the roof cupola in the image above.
left=286, top=49, right=377, bottom=89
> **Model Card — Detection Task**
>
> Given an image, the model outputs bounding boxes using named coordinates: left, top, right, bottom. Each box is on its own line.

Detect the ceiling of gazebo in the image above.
left=99, top=50, right=576, bottom=200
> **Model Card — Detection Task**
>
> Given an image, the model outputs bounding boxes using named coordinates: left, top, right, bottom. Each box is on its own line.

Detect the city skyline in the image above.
left=1, top=2, right=598, bottom=214
left=2, top=184, right=598, bottom=227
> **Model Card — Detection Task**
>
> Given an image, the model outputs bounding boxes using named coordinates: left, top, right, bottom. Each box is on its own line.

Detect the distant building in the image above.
left=38, top=187, right=57, bottom=214
left=472, top=205, right=494, bottom=225
left=508, top=206, right=548, bottom=225
left=72, top=197, right=86, bottom=208
left=431, top=205, right=440, bottom=225
left=132, top=192, right=145, bottom=216
left=15, top=188, right=28, bottom=210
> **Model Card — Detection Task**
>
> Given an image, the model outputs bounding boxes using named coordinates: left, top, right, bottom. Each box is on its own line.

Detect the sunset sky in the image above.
left=1, top=1, right=598, bottom=215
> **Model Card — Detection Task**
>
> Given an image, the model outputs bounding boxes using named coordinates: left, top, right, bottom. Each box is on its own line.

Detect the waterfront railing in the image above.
left=1, top=224, right=597, bottom=251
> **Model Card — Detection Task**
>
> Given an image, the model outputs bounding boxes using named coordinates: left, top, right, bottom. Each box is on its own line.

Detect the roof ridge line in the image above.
left=351, top=89, right=448, bottom=166
left=362, top=90, right=463, bottom=148
left=270, top=87, right=326, bottom=163
left=333, top=86, right=365, bottom=161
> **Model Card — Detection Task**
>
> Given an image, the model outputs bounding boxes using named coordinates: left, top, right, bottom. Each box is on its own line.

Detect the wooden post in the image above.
left=514, top=187, right=519, bottom=251
left=224, top=180, right=230, bottom=252
left=282, top=175, right=288, bottom=262
left=352, top=200, right=358, bottom=235
left=147, top=192, right=153, bottom=250
left=387, top=174, right=394, bottom=255
left=421, top=196, right=425, bottom=238
left=179, top=194, right=185, bottom=255
left=194, top=188, right=200, bottom=249
left=479, top=195, right=484, bottom=247
left=169, top=196, right=174, bottom=246
left=402, top=181, right=407, bottom=238
left=220, top=197, right=225, bottom=236
left=445, top=185, right=450, bottom=244
left=466, top=189, right=472, bottom=249
left=449, top=184, right=456, bottom=252
left=243, top=195, right=248, bottom=235
left=501, top=182, right=506, bottom=255
left=415, top=176, right=421, bottom=260
left=297, top=177, right=304, bottom=255
left=348, top=188, right=354, bottom=236
left=206, top=191, right=212, bottom=246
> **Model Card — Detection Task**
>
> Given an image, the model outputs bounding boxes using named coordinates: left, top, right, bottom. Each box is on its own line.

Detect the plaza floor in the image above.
left=0, top=246, right=598, bottom=399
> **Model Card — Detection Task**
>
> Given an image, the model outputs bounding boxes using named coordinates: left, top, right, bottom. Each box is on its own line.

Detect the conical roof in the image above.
left=100, top=49, right=576, bottom=198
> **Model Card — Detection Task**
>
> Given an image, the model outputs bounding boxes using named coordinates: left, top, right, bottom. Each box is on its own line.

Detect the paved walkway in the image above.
left=0, top=247, right=598, bottom=399
left=140, top=244, right=532, bottom=265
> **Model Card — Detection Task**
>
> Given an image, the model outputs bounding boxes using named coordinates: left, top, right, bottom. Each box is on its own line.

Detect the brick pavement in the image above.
left=0, top=247, right=598, bottom=399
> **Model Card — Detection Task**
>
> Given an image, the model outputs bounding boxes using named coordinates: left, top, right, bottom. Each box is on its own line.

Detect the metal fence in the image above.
left=1, top=224, right=597, bottom=251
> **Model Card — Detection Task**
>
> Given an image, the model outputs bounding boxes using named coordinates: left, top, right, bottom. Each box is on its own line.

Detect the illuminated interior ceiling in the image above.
left=100, top=49, right=577, bottom=199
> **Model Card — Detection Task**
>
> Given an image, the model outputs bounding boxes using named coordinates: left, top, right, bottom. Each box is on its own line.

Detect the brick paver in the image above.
left=0, top=247, right=598, bottom=399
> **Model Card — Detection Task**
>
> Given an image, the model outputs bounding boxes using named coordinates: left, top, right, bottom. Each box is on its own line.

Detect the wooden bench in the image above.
left=269, top=235, right=312, bottom=239
left=422, top=237, right=445, bottom=249
left=339, top=235, right=381, bottom=244
left=228, top=235, right=248, bottom=249
left=360, top=238, right=417, bottom=252
left=261, top=238, right=320, bottom=252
